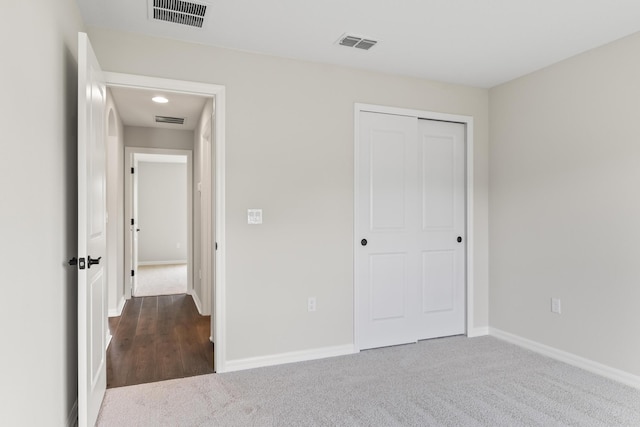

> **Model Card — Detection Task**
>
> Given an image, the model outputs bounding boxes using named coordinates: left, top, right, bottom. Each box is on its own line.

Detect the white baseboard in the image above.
left=490, top=327, right=640, bottom=390
left=467, top=326, right=489, bottom=338
left=67, top=399, right=78, bottom=427
left=190, top=289, right=203, bottom=315
left=138, top=260, right=187, bottom=266
left=224, top=344, right=357, bottom=373
left=108, top=297, right=126, bottom=318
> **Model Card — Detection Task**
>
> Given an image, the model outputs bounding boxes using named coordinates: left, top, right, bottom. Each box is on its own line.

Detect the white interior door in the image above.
left=131, top=155, right=139, bottom=295
left=77, top=32, right=107, bottom=427
left=415, top=118, right=466, bottom=340
left=356, top=111, right=466, bottom=350
left=357, top=112, right=419, bottom=349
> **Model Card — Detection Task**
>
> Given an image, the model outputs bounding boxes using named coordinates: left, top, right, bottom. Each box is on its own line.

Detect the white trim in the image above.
left=108, top=297, right=126, bottom=318
left=353, top=103, right=475, bottom=351
left=124, top=147, right=193, bottom=299
left=190, top=288, right=204, bottom=315
left=67, top=399, right=78, bottom=427
left=490, top=328, right=640, bottom=390
left=224, top=344, right=358, bottom=373
left=137, top=260, right=188, bottom=266
left=213, top=90, right=227, bottom=372
left=467, top=326, right=489, bottom=338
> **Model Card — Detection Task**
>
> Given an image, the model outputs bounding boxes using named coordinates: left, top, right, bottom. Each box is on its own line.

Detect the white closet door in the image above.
left=357, top=112, right=419, bottom=350
left=415, top=118, right=466, bottom=340
left=356, top=112, right=466, bottom=350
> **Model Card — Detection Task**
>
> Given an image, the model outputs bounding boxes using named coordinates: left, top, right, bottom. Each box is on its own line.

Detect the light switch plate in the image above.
left=248, top=209, right=263, bottom=225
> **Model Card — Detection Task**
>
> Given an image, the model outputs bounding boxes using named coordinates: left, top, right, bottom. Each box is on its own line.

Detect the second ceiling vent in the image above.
left=149, top=0, right=208, bottom=28
left=337, top=34, right=378, bottom=50
left=155, top=115, right=185, bottom=125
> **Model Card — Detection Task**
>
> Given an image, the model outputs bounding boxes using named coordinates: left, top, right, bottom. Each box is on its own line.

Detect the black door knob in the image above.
left=457, top=236, right=462, bottom=243
left=88, top=256, right=102, bottom=268
left=361, top=239, right=368, bottom=246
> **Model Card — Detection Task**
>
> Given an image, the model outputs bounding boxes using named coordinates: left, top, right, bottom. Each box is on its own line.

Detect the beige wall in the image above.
left=137, top=161, right=188, bottom=263
left=0, top=0, right=85, bottom=424
left=124, top=126, right=194, bottom=150
left=88, top=27, right=490, bottom=362
left=490, top=32, right=640, bottom=376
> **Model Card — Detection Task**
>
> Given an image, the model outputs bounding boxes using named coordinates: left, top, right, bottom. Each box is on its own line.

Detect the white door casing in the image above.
left=356, top=109, right=467, bottom=350
left=201, top=118, right=212, bottom=315
left=124, top=149, right=194, bottom=299
left=104, top=72, right=226, bottom=370
left=77, top=32, right=108, bottom=427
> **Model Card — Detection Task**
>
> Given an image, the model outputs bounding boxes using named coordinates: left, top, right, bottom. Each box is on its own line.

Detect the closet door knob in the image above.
left=361, top=239, right=368, bottom=246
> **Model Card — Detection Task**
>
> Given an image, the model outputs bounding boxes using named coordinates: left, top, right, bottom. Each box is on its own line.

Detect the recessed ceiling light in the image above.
left=152, top=96, right=169, bottom=104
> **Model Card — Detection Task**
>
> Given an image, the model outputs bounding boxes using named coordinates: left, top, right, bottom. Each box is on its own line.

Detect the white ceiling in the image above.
left=79, top=0, right=640, bottom=88
left=109, top=86, right=209, bottom=130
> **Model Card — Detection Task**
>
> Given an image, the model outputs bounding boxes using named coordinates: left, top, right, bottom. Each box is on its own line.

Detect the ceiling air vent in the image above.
left=150, top=0, right=208, bottom=28
left=337, top=34, right=378, bottom=50
left=155, top=115, right=186, bottom=125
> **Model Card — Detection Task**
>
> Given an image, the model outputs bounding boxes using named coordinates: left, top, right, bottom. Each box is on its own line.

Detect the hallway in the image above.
left=107, top=294, right=214, bottom=388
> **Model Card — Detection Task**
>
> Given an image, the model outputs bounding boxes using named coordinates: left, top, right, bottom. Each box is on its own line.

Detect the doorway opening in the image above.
left=127, top=150, right=193, bottom=299
left=103, top=74, right=225, bottom=386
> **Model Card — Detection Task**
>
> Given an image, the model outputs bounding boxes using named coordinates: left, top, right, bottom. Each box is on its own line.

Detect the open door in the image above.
left=77, top=32, right=108, bottom=427
left=131, top=155, right=139, bottom=295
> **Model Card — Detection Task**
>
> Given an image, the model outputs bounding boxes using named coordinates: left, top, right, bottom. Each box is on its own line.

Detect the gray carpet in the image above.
left=96, top=336, right=640, bottom=426
left=134, top=264, right=187, bottom=297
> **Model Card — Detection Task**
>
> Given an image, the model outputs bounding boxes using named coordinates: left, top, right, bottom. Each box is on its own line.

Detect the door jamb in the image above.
left=105, top=72, right=227, bottom=372
left=353, top=103, right=476, bottom=351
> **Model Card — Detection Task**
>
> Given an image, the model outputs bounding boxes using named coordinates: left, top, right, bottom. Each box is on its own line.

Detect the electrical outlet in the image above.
left=551, top=298, right=562, bottom=314
left=308, top=297, right=316, bottom=312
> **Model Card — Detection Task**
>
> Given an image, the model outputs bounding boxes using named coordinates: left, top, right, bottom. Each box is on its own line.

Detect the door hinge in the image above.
left=131, top=167, right=135, bottom=174
left=131, top=269, right=135, bottom=277
left=131, top=218, right=135, bottom=226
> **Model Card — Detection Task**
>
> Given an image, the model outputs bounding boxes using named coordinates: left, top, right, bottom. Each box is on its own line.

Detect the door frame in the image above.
left=105, top=72, right=227, bottom=372
left=124, top=148, right=193, bottom=299
left=353, top=103, right=476, bottom=351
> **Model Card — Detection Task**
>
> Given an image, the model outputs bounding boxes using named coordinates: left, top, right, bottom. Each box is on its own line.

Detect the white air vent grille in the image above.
left=150, top=0, right=207, bottom=28
left=155, top=115, right=186, bottom=125
left=337, top=34, right=378, bottom=50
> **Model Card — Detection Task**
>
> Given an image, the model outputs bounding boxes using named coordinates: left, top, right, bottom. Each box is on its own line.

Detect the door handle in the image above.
left=88, top=256, right=102, bottom=268
left=457, top=236, right=462, bottom=243
left=361, top=239, right=368, bottom=246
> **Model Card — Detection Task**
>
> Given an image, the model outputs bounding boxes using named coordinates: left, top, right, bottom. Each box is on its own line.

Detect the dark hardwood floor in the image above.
left=107, top=294, right=214, bottom=388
